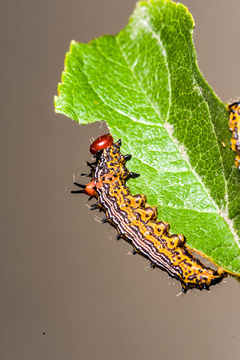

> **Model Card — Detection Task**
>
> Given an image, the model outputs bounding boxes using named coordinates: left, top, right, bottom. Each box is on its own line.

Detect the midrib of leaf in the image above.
left=140, top=6, right=232, bottom=219
left=117, top=16, right=224, bottom=215
left=112, top=8, right=239, bottom=252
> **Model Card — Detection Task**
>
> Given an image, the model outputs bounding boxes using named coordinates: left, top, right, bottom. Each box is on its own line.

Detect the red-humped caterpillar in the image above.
left=72, top=134, right=226, bottom=293
left=228, top=102, right=240, bottom=169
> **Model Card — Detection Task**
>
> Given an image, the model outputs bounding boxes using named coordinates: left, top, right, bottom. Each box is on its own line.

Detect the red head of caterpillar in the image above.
left=90, top=134, right=113, bottom=154
left=227, top=102, right=240, bottom=169
left=72, top=134, right=226, bottom=293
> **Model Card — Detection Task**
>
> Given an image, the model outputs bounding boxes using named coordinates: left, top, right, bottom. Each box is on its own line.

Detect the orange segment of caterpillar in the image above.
left=227, top=102, right=240, bottom=169
left=72, top=134, right=226, bottom=293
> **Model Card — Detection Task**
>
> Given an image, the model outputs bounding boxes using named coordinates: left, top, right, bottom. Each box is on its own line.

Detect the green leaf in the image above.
left=55, top=0, right=240, bottom=275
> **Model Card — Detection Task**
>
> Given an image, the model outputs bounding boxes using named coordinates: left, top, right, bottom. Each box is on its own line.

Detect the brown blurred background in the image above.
left=1, top=1, right=240, bottom=359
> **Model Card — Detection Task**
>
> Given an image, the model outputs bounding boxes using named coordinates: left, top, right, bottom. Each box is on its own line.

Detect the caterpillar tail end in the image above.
left=181, top=267, right=226, bottom=294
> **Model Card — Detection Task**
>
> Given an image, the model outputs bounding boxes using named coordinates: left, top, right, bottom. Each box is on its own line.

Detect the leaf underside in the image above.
left=55, top=0, right=240, bottom=275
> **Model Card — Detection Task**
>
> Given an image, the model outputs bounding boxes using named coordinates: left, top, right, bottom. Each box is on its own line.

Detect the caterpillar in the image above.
left=72, top=134, right=225, bottom=293
left=228, top=102, right=240, bottom=169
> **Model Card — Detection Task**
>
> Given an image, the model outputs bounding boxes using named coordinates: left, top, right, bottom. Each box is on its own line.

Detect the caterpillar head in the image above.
left=90, top=134, right=113, bottom=155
